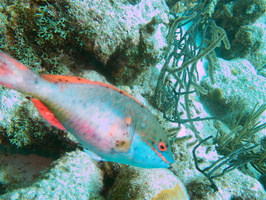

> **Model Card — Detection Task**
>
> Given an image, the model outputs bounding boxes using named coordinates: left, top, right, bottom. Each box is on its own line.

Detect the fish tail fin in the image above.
left=0, top=52, right=44, bottom=95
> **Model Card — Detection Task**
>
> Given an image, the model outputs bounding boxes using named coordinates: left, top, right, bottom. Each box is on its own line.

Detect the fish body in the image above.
left=0, top=52, right=174, bottom=168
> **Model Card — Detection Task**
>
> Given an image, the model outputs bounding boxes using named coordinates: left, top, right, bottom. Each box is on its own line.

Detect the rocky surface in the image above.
left=0, top=0, right=265, bottom=199
left=0, top=150, right=104, bottom=200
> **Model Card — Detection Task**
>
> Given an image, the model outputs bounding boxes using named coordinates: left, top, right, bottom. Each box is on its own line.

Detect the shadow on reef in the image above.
left=0, top=145, right=79, bottom=195
left=97, top=162, right=122, bottom=198
left=0, top=147, right=53, bottom=195
left=259, top=174, right=266, bottom=190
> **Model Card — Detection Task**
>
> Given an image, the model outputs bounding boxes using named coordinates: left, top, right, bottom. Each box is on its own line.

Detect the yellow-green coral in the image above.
left=2, top=1, right=72, bottom=49
left=0, top=99, right=75, bottom=156
left=5, top=102, right=56, bottom=148
left=0, top=0, right=78, bottom=75
left=151, top=183, right=189, bottom=200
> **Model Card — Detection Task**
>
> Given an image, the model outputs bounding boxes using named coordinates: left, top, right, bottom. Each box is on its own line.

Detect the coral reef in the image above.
left=0, top=0, right=265, bottom=199
left=153, top=0, right=230, bottom=125
left=0, top=152, right=54, bottom=194
left=247, top=13, right=266, bottom=78
left=0, top=150, right=104, bottom=199
left=151, top=183, right=189, bottom=200
left=0, top=88, right=75, bottom=153
left=230, top=25, right=263, bottom=58
left=0, top=0, right=169, bottom=84
left=196, top=57, right=266, bottom=191
left=214, top=0, right=266, bottom=59
left=193, top=102, right=266, bottom=191
left=0, top=0, right=74, bottom=74
left=185, top=170, right=266, bottom=199
left=105, top=166, right=188, bottom=200
left=200, top=58, right=265, bottom=112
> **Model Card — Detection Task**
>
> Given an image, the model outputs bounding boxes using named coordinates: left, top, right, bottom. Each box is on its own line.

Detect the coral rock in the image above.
left=0, top=150, right=104, bottom=199
left=106, top=166, right=188, bottom=200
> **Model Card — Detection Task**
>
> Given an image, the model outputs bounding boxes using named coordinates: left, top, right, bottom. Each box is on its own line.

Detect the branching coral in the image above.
left=215, top=103, right=266, bottom=172
left=154, top=0, right=265, bottom=126
left=192, top=103, right=266, bottom=191
left=153, top=0, right=229, bottom=127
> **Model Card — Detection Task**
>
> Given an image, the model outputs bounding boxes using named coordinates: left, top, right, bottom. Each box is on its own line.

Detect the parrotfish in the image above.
left=0, top=52, right=174, bottom=168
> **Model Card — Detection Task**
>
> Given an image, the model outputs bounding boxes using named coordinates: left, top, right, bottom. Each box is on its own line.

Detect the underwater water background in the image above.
left=0, top=0, right=265, bottom=199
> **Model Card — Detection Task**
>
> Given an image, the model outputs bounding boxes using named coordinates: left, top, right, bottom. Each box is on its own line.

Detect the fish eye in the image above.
left=158, top=141, right=167, bottom=151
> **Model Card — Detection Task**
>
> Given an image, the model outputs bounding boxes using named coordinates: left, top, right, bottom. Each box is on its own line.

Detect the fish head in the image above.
left=99, top=129, right=174, bottom=168
left=87, top=113, right=174, bottom=168
left=107, top=110, right=175, bottom=168
left=106, top=114, right=175, bottom=168
left=127, top=130, right=175, bottom=168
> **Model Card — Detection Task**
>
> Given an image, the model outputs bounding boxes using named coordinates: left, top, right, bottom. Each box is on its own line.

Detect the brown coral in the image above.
left=151, top=182, right=189, bottom=200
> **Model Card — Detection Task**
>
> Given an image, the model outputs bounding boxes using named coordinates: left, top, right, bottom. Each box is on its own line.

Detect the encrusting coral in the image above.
left=213, top=0, right=266, bottom=59
left=151, top=182, right=189, bottom=200
left=0, top=89, right=76, bottom=154
left=0, top=0, right=170, bottom=85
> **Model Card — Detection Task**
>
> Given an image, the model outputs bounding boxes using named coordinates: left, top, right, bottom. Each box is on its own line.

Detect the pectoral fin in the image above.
left=83, top=148, right=106, bottom=161
left=112, top=116, right=136, bottom=153
left=31, top=98, right=66, bottom=131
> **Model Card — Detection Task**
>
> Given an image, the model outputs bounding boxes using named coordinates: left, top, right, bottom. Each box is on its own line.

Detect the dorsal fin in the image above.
left=41, top=74, right=95, bottom=84
left=31, top=98, right=66, bottom=131
left=41, top=74, right=145, bottom=107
